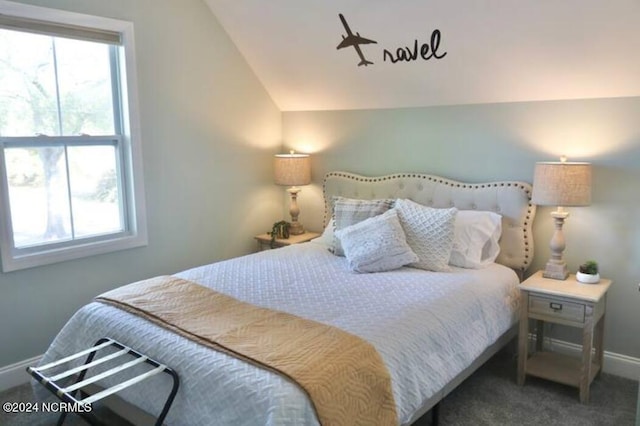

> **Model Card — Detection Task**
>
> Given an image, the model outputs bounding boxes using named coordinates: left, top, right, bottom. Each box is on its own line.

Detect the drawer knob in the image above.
left=550, top=302, right=563, bottom=311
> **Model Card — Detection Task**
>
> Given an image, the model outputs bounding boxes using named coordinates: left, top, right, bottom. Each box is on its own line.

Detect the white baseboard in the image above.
left=548, top=338, right=640, bottom=380
left=529, top=334, right=640, bottom=380
left=0, top=355, right=42, bottom=392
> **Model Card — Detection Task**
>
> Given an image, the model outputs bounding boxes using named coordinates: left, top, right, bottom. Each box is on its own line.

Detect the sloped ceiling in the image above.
left=205, top=1, right=640, bottom=111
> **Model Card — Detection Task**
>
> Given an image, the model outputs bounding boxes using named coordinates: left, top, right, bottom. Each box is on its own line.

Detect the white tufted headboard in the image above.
left=323, top=171, right=536, bottom=275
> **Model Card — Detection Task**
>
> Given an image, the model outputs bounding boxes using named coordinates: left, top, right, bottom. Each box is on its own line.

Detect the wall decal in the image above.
left=336, top=13, right=378, bottom=67
left=383, top=31, right=447, bottom=63
left=336, top=13, right=446, bottom=68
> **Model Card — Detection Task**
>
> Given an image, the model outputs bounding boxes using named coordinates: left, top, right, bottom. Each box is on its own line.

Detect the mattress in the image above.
left=38, top=241, right=520, bottom=425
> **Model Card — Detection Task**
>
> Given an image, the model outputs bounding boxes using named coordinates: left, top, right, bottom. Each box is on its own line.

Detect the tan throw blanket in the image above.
left=96, top=276, right=397, bottom=426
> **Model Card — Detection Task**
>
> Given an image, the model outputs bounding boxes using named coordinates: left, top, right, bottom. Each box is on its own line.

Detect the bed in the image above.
left=36, top=171, right=536, bottom=425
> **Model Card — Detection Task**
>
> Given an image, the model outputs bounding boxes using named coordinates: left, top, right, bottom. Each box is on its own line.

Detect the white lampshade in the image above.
left=274, top=153, right=311, bottom=186
left=531, top=161, right=592, bottom=207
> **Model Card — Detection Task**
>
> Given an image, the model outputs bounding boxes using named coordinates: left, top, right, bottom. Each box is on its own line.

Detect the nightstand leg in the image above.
left=517, top=292, right=529, bottom=386
left=580, top=310, right=595, bottom=403
left=594, top=312, right=605, bottom=379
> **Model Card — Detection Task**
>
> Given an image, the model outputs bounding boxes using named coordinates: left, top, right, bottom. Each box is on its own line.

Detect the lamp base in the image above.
left=289, top=221, right=305, bottom=235
left=542, top=209, right=570, bottom=280
left=286, top=187, right=305, bottom=235
left=542, top=261, right=569, bottom=280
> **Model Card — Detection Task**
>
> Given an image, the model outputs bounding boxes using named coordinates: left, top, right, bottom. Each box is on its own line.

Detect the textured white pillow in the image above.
left=335, top=209, right=418, bottom=273
left=450, top=210, right=502, bottom=269
left=394, top=199, right=457, bottom=272
left=332, top=197, right=394, bottom=256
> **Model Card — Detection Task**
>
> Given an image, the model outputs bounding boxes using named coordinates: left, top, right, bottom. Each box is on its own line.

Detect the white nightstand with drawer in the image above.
left=517, top=271, right=612, bottom=403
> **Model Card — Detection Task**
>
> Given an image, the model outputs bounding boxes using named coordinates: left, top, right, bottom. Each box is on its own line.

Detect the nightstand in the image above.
left=254, top=232, right=320, bottom=251
left=517, top=271, right=612, bottom=403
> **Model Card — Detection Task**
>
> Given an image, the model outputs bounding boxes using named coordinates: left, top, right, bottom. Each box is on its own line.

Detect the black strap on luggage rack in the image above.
left=27, top=337, right=179, bottom=426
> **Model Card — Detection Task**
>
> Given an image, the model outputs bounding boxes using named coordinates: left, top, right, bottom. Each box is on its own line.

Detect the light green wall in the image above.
left=0, top=0, right=282, bottom=366
left=283, top=97, right=640, bottom=359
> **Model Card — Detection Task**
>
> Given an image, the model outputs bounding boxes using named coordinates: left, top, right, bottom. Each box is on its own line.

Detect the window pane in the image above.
left=5, top=146, right=72, bottom=247
left=55, top=38, right=115, bottom=135
left=68, top=145, right=123, bottom=237
left=0, top=29, right=116, bottom=137
left=0, top=30, right=59, bottom=136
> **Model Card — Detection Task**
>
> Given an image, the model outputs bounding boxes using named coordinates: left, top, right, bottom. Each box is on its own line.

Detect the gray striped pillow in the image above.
left=332, top=196, right=395, bottom=256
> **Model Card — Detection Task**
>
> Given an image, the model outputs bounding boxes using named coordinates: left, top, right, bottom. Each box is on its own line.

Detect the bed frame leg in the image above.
left=431, top=402, right=440, bottom=426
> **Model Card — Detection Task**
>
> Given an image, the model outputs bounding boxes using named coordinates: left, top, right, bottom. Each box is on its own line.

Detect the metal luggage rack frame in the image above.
left=27, top=337, right=179, bottom=426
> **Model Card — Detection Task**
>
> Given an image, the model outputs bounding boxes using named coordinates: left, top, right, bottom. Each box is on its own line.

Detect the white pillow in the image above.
left=450, top=210, right=502, bottom=269
left=394, top=199, right=457, bottom=272
left=332, top=197, right=394, bottom=256
left=311, top=219, right=335, bottom=248
left=335, top=209, right=418, bottom=273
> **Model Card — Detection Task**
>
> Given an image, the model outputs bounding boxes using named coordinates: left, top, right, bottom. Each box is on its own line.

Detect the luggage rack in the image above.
left=27, top=337, right=179, bottom=426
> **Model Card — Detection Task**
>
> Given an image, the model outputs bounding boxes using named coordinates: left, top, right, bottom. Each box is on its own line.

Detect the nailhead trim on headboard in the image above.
left=323, top=171, right=536, bottom=274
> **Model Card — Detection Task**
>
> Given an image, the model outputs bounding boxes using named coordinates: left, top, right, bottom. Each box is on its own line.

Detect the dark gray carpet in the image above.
left=415, top=350, right=638, bottom=426
left=1, top=349, right=637, bottom=425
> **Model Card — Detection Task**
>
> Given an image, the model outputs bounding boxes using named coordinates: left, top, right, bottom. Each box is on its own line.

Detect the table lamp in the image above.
left=274, top=151, right=311, bottom=235
left=531, top=157, right=591, bottom=280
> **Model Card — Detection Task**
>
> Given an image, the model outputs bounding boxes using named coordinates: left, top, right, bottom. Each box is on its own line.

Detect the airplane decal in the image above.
left=336, top=13, right=377, bottom=67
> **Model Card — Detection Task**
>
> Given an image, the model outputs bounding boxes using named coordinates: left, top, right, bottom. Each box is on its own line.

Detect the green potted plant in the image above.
left=269, top=221, right=290, bottom=248
left=577, top=260, right=600, bottom=284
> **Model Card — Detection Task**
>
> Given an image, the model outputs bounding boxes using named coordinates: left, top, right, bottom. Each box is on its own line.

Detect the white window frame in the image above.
left=0, top=1, right=147, bottom=272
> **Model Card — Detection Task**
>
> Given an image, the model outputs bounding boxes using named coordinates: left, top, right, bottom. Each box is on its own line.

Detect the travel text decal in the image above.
left=336, top=14, right=447, bottom=67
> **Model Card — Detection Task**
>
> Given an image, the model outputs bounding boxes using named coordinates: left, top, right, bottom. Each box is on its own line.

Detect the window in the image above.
left=0, top=2, right=147, bottom=272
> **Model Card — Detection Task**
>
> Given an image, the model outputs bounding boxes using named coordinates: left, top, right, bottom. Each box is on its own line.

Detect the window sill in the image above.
left=1, top=232, right=147, bottom=272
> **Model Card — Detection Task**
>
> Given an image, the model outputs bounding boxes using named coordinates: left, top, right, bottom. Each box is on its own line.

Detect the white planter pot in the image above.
left=576, top=271, right=600, bottom=284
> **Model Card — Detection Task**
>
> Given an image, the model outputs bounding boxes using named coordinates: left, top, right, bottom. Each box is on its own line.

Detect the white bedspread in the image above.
left=38, top=241, right=519, bottom=425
